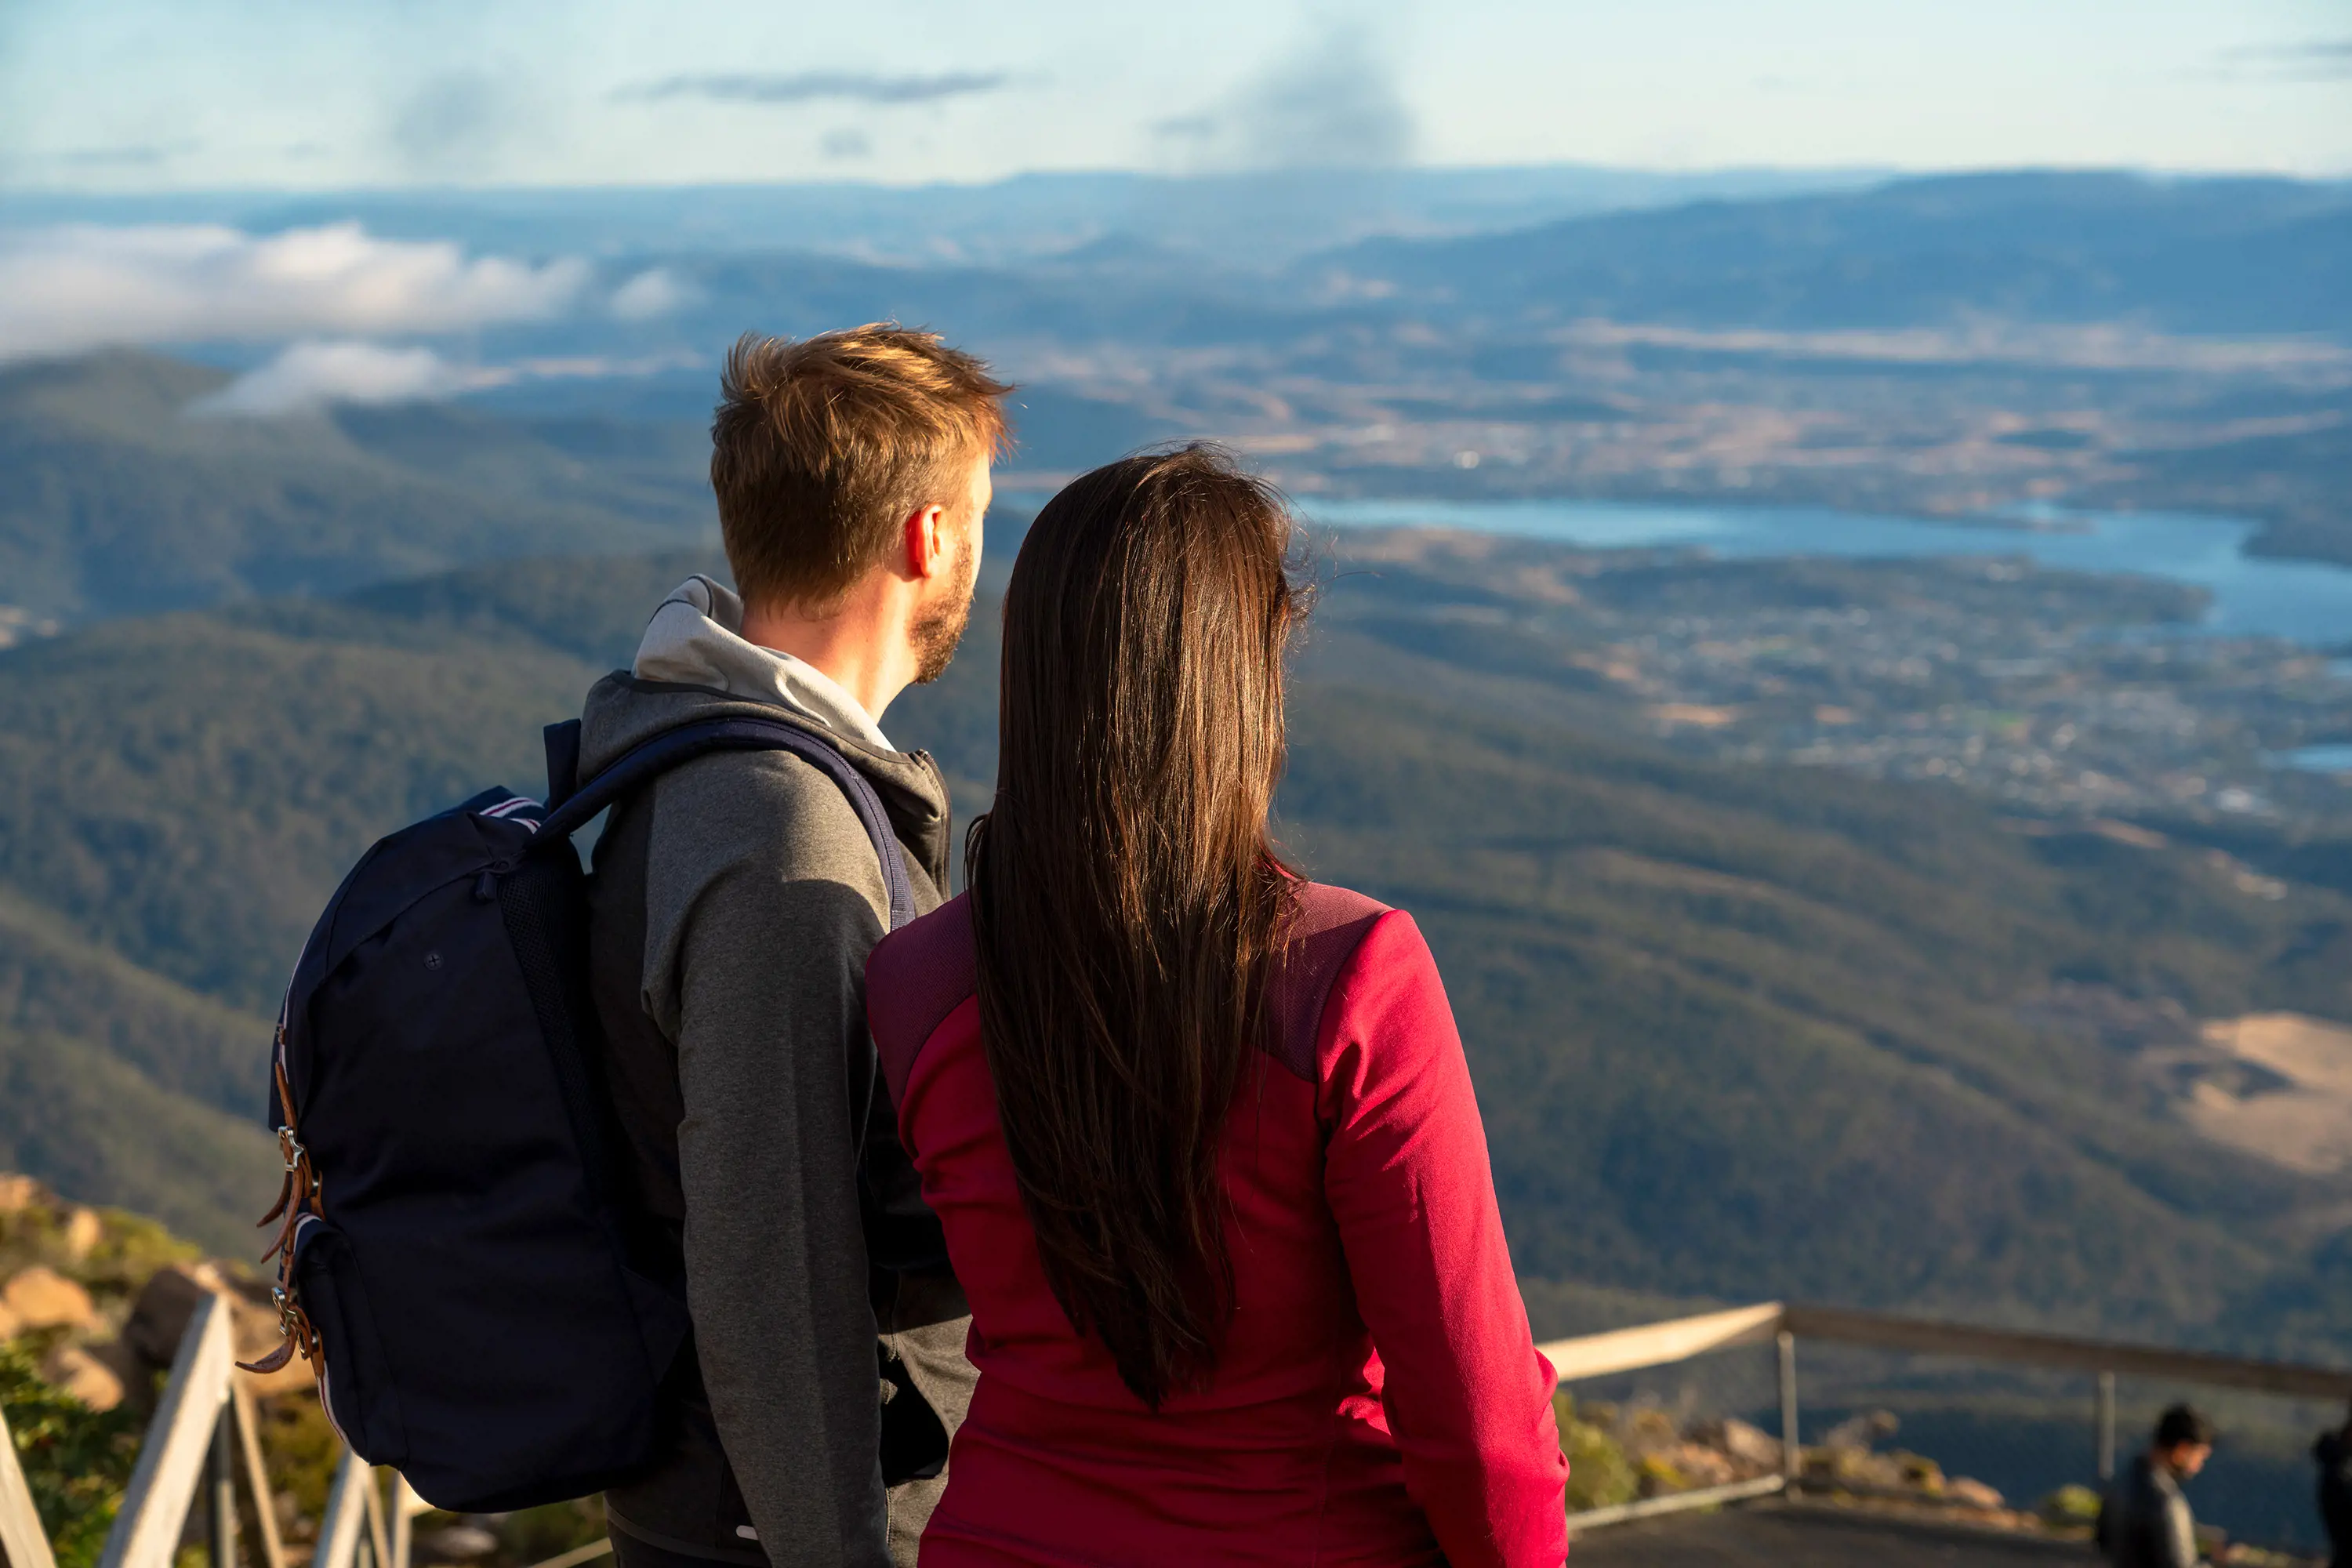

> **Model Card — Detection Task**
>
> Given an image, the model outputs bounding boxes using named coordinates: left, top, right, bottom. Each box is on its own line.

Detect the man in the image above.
left=2320, top=1403, right=2352, bottom=1568
left=2101, top=1405, right=2217, bottom=1568
left=579, top=326, right=1008, bottom=1568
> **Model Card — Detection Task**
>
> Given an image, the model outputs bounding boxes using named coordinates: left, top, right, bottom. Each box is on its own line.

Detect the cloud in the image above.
left=192, top=340, right=501, bottom=416
left=0, top=223, right=588, bottom=364
left=52, top=141, right=201, bottom=169
left=619, top=71, right=1011, bottom=107
left=193, top=342, right=705, bottom=417
left=1154, top=24, right=1415, bottom=170
left=2211, top=38, right=2352, bottom=80
left=609, top=267, right=694, bottom=321
left=1150, top=114, right=1217, bottom=141
left=822, top=128, right=874, bottom=160
left=390, top=70, right=518, bottom=176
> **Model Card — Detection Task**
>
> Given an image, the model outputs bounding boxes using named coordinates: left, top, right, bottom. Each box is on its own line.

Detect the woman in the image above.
left=866, top=446, right=1566, bottom=1566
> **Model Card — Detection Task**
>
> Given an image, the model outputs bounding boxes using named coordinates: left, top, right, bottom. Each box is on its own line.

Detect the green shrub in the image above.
left=0, top=1341, right=142, bottom=1568
left=254, top=1392, right=343, bottom=1530
left=2040, top=1483, right=2103, bottom=1530
left=1556, top=1392, right=1639, bottom=1512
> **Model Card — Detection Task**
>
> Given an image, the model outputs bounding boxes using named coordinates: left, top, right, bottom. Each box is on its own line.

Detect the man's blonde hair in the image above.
left=710, top=325, right=1011, bottom=608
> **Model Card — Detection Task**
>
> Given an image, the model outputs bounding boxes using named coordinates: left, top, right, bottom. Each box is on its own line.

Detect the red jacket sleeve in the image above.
left=1318, top=911, right=1568, bottom=1568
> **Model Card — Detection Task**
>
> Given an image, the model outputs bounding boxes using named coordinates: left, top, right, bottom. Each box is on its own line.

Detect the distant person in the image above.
left=865, top=446, right=1570, bottom=1566
left=2101, top=1404, right=2217, bottom=1568
left=579, top=326, right=1008, bottom=1568
left=2319, top=1403, right=2352, bottom=1568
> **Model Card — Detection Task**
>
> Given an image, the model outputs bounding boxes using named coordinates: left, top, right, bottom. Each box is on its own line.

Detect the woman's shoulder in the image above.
left=1264, top=881, right=1420, bottom=1080
left=868, top=894, right=979, bottom=1099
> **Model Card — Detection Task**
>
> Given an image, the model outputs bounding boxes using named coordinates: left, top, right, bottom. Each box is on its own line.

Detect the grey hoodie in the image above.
left=581, top=578, right=975, bottom=1568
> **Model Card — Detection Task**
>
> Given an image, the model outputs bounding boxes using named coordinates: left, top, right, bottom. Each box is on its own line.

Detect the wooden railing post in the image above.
left=230, top=1381, right=288, bottom=1568
left=2096, top=1370, right=2117, bottom=1483
left=311, top=1454, right=370, bottom=1568
left=205, top=1406, right=237, bottom=1568
left=1777, top=1329, right=1800, bottom=1481
left=0, top=1402, right=60, bottom=1568
left=98, top=1291, right=237, bottom=1568
left=360, top=1465, right=390, bottom=1568
left=390, top=1475, right=428, bottom=1568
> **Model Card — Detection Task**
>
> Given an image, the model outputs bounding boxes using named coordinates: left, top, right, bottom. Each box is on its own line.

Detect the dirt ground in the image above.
left=2187, top=1012, right=2352, bottom=1175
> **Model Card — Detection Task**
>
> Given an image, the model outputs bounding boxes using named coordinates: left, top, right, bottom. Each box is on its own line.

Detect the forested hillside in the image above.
left=0, top=354, right=707, bottom=622
left=2, top=540, right=2347, bottom=1358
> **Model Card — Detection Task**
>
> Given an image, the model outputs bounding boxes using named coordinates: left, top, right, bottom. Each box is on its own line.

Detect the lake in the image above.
left=2274, top=744, right=2352, bottom=774
left=1297, top=499, right=2352, bottom=648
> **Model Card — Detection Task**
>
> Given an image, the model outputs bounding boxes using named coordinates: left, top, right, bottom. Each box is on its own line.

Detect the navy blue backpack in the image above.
left=244, top=716, right=914, bottom=1511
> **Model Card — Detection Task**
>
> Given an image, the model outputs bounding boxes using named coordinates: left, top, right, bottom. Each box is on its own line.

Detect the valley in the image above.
left=2, top=165, right=2350, bottom=1419
left=2, top=530, right=2349, bottom=1367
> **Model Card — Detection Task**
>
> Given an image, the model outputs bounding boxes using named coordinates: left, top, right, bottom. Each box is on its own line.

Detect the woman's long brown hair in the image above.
left=965, top=445, right=1301, bottom=1410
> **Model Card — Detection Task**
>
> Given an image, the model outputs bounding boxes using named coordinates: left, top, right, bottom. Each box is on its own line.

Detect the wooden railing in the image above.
left=1537, top=1299, right=2352, bottom=1534
left=9, top=1288, right=2350, bottom=1563
left=0, top=1291, right=448, bottom=1568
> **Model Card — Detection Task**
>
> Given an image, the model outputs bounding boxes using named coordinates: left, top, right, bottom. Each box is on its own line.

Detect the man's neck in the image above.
left=740, top=587, right=912, bottom=725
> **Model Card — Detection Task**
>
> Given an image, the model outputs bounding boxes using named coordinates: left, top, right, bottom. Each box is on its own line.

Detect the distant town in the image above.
left=1324, top=533, right=2352, bottom=835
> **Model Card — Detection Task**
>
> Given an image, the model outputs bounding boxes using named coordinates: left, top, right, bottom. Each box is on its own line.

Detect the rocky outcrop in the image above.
left=0, top=1171, right=312, bottom=1412
left=2, top=1265, right=100, bottom=1334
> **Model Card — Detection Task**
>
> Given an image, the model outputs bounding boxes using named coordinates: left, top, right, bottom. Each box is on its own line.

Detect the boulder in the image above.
left=1658, top=1440, right=1739, bottom=1489
left=40, top=1342, right=126, bottom=1411
left=0, top=1174, right=45, bottom=1216
left=1822, top=1409, right=1900, bottom=1450
left=1947, top=1476, right=2005, bottom=1511
left=1817, top=1444, right=1909, bottom=1490
left=2, top=1265, right=100, bottom=1332
left=124, top=1264, right=220, bottom=1364
left=60, top=1207, right=103, bottom=1261
left=414, top=1526, right=500, bottom=1563
left=1693, top=1416, right=1784, bottom=1471
left=125, top=1263, right=313, bottom=1395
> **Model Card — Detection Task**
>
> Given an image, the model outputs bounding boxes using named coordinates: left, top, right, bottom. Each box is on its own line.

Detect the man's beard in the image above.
left=909, top=543, right=978, bottom=684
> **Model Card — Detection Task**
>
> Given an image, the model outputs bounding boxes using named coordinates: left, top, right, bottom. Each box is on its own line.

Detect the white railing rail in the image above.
left=99, top=1294, right=238, bottom=1568
left=0, top=1398, right=58, bottom=1568
left=1537, top=1298, right=2352, bottom=1534
left=11, top=1287, right=577, bottom=1568
left=3, top=1290, right=349, bottom=1568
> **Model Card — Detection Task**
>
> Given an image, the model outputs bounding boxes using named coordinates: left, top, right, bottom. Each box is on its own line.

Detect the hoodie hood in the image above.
left=632, top=575, right=893, bottom=753
left=576, top=579, right=954, bottom=890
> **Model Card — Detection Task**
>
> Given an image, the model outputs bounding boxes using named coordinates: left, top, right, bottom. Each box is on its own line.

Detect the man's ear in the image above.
left=902, top=503, right=951, bottom=581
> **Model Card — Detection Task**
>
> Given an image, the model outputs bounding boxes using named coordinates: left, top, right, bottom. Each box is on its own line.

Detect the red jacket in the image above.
left=866, top=883, right=1567, bottom=1566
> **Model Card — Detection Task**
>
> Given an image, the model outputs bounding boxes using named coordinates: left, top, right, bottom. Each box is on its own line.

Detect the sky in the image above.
left=0, top=0, right=2347, bottom=191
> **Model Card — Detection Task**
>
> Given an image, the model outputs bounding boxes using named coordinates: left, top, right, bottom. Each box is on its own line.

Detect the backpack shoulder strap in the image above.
left=537, top=716, right=916, bottom=931
left=1263, top=881, right=1392, bottom=1083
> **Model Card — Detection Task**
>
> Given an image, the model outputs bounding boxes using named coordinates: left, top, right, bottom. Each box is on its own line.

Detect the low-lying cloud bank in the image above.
left=190, top=339, right=502, bottom=416
left=192, top=339, right=703, bottom=417
left=0, top=222, right=588, bottom=364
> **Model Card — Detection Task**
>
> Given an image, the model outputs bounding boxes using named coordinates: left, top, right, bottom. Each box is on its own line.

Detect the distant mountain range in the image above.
left=1315, top=171, right=2352, bottom=336
left=0, top=165, right=1890, bottom=270
left=15, top=169, right=2346, bottom=572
